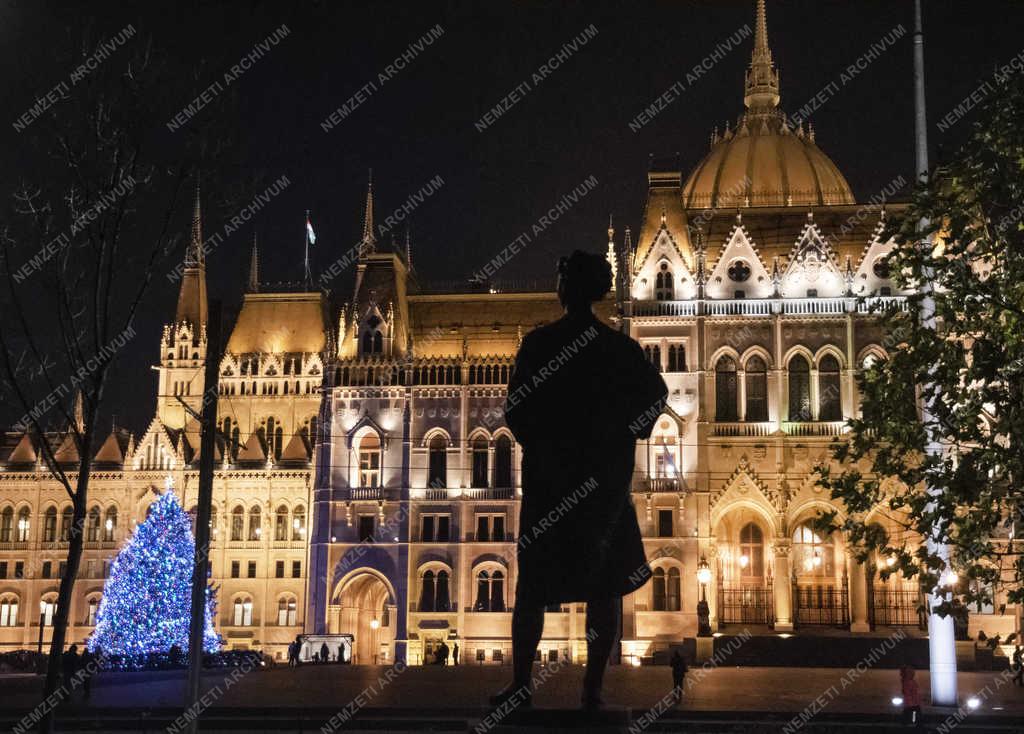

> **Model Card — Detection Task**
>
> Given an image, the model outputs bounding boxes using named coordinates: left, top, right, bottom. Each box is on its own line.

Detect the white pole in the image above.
left=913, top=0, right=958, bottom=707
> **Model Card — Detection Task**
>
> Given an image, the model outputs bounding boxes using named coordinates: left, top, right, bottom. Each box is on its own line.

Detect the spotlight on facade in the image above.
left=941, top=570, right=959, bottom=587
left=891, top=696, right=904, bottom=707
left=370, top=619, right=380, bottom=630
left=886, top=556, right=896, bottom=568
left=966, top=696, right=981, bottom=710
left=696, top=555, right=712, bottom=637
left=739, top=554, right=749, bottom=569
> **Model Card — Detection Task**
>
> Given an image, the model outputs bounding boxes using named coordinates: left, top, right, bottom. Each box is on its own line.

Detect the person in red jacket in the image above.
left=900, top=665, right=923, bottom=728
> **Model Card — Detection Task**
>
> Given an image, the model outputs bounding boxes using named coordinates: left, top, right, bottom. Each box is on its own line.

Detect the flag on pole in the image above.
left=306, top=214, right=316, bottom=245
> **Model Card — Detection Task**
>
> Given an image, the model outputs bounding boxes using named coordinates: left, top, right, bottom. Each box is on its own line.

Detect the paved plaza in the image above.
left=3, top=663, right=1024, bottom=731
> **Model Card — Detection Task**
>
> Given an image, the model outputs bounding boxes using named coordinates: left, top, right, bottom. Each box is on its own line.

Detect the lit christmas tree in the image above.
left=89, top=488, right=222, bottom=657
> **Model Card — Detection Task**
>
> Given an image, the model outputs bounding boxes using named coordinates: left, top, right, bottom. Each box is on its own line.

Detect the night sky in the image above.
left=2, top=0, right=1023, bottom=435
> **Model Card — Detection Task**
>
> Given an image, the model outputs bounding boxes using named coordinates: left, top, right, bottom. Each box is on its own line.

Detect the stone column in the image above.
left=849, top=551, right=871, bottom=633
left=773, top=541, right=794, bottom=631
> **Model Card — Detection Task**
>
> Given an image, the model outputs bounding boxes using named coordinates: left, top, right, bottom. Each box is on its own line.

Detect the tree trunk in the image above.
left=39, top=422, right=94, bottom=734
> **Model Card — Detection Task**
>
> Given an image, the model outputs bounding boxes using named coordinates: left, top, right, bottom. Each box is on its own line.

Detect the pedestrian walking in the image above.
left=79, top=646, right=97, bottom=700
left=437, top=641, right=449, bottom=666
left=320, top=641, right=330, bottom=664
left=670, top=650, right=688, bottom=702
left=899, top=665, right=923, bottom=728
left=1012, top=645, right=1023, bottom=687
left=452, top=642, right=459, bottom=666
left=61, top=645, right=79, bottom=695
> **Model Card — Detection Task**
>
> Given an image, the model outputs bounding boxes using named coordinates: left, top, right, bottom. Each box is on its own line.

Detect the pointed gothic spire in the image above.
left=185, top=180, right=203, bottom=269
left=360, top=169, right=376, bottom=256
left=174, top=177, right=208, bottom=329
left=744, top=0, right=780, bottom=110
left=605, top=215, right=618, bottom=286
left=248, top=231, right=260, bottom=293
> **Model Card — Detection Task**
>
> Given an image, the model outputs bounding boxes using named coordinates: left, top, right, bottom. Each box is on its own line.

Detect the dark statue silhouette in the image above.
left=493, top=250, right=668, bottom=709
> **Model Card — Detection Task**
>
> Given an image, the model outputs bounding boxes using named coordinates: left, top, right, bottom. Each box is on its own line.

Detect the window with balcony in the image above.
left=248, top=506, right=262, bottom=541
left=231, top=506, right=244, bottom=541
left=0, top=508, right=12, bottom=542
left=742, top=356, right=767, bottom=421
left=17, top=508, right=30, bottom=542
left=418, top=569, right=450, bottom=612
left=292, top=506, right=306, bottom=540
left=471, top=437, right=489, bottom=487
left=59, top=507, right=73, bottom=542
left=818, top=355, right=842, bottom=421
left=103, top=508, right=117, bottom=542
left=652, top=567, right=681, bottom=611
left=494, top=435, right=513, bottom=488
left=358, top=434, right=381, bottom=488
left=43, top=507, right=57, bottom=543
left=86, top=506, right=100, bottom=542
left=788, top=355, right=811, bottom=422
left=715, top=356, right=738, bottom=421
left=275, top=506, right=289, bottom=541
left=427, top=435, right=447, bottom=488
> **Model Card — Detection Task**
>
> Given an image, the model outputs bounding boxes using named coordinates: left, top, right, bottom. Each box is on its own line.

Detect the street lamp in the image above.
left=696, top=555, right=712, bottom=637
left=37, top=600, right=47, bottom=656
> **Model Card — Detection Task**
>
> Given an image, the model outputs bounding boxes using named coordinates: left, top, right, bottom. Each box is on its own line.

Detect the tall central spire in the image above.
left=175, top=179, right=208, bottom=329
left=359, top=169, right=376, bottom=256
left=743, top=0, right=780, bottom=110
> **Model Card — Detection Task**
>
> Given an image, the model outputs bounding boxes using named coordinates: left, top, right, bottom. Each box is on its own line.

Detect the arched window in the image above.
left=667, top=344, right=686, bottom=372
left=788, top=355, right=811, bottom=422
left=652, top=568, right=667, bottom=611
left=738, top=522, right=765, bottom=579
left=361, top=331, right=373, bottom=355
left=291, top=506, right=306, bottom=541
left=436, top=570, right=451, bottom=612
left=233, top=597, right=253, bottom=626
left=644, top=344, right=662, bottom=371
left=86, top=506, right=101, bottom=542
left=420, top=571, right=436, bottom=612
left=43, top=507, right=57, bottom=543
left=248, top=505, right=262, bottom=541
left=275, top=506, right=289, bottom=541
left=667, top=568, right=681, bottom=611
left=471, top=437, right=489, bottom=488
left=818, top=354, right=841, bottom=421
left=358, top=434, right=381, bottom=488
left=474, top=570, right=506, bottom=612
left=231, top=506, right=244, bottom=541
left=41, top=597, right=56, bottom=626
left=86, top=597, right=99, bottom=626
left=59, top=507, right=73, bottom=542
left=221, top=417, right=239, bottom=461
left=715, top=356, right=738, bottom=421
left=744, top=356, right=768, bottom=421
left=16, top=508, right=30, bottom=542
left=494, top=435, right=513, bottom=488
left=278, top=597, right=298, bottom=626
left=793, top=523, right=835, bottom=578
left=427, top=435, right=447, bottom=489
left=0, top=507, right=13, bottom=543
left=103, top=507, right=117, bottom=542
left=0, top=595, right=19, bottom=627
left=655, top=263, right=674, bottom=300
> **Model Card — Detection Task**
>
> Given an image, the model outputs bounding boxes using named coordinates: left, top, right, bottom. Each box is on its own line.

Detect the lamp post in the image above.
left=37, top=600, right=47, bottom=656
left=696, top=555, right=712, bottom=637
left=370, top=619, right=380, bottom=665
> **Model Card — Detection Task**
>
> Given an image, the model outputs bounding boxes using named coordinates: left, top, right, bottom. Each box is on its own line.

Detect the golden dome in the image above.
left=682, top=0, right=855, bottom=209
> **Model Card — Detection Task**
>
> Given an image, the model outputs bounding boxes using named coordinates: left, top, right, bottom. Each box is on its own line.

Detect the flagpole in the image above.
left=304, top=209, right=311, bottom=288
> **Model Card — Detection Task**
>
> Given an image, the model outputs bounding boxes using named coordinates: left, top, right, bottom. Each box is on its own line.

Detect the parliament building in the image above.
left=0, top=1, right=1017, bottom=665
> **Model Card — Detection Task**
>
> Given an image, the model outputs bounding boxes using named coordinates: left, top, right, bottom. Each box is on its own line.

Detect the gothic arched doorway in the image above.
left=331, top=571, right=396, bottom=664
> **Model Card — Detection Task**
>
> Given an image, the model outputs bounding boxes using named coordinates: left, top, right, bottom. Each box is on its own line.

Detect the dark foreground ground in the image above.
left=2, top=663, right=1023, bottom=732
